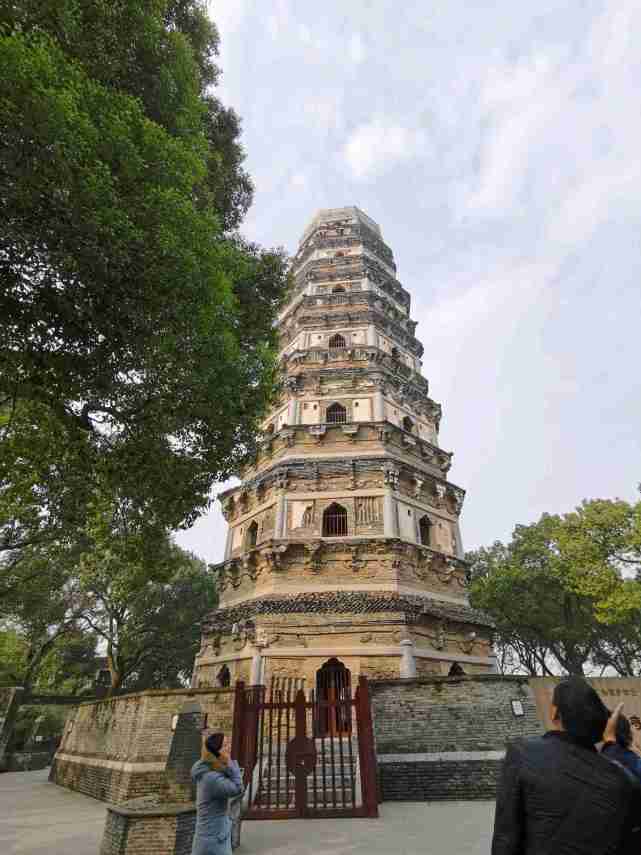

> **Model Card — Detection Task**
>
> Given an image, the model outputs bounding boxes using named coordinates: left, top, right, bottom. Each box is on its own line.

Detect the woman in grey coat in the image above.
left=191, top=732, right=243, bottom=855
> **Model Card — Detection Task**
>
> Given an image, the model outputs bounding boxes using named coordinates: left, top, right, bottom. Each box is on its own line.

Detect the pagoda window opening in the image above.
left=419, top=515, right=432, bottom=547
left=323, top=503, right=348, bottom=537
left=217, top=665, right=231, bottom=688
left=391, top=346, right=399, bottom=359
left=326, top=402, right=347, bottom=424
left=329, top=333, right=346, bottom=348
left=246, top=520, right=259, bottom=549
left=402, top=416, right=415, bottom=433
left=332, top=286, right=345, bottom=294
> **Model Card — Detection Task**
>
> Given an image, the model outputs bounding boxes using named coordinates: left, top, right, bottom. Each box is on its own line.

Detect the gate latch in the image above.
left=285, top=735, right=317, bottom=776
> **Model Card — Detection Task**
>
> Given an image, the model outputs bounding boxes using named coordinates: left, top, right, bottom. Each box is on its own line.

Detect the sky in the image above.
left=176, top=0, right=641, bottom=564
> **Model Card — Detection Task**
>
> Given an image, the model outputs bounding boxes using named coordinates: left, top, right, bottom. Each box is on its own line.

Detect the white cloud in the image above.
left=206, top=0, right=248, bottom=36
left=343, top=119, right=427, bottom=180
left=463, top=52, right=573, bottom=214
left=302, top=95, right=343, bottom=132
left=349, top=32, right=366, bottom=65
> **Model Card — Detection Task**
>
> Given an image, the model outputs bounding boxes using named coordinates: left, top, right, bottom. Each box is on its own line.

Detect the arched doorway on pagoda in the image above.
left=315, top=658, right=352, bottom=737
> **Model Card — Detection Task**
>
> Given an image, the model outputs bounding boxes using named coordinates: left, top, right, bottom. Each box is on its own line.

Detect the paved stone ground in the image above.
left=0, top=768, right=495, bottom=855
left=0, top=768, right=105, bottom=855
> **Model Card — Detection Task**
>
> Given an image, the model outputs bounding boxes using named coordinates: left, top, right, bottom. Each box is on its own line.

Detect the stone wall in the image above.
left=6, top=749, right=55, bottom=771
left=50, top=687, right=235, bottom=804
left=371, top=675, right=543, bottom=801
left=101, top=795, right=242, bottom=855
left=100, top=807, right=196, bottom=855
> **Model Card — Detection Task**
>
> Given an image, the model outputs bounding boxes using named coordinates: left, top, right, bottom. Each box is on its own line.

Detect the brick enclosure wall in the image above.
left=50, top=760, right=166, bottom=803
left=100, top=810, right=197, bottom=855
left=371, top=675, right=543, bottom=801
left=380, top=758, right=504, bottom=801
left=50, top=687, right=235, bottom=804
left=6, top=749, right=53, bottom=772
left=100, top=808, right=197, bottom=855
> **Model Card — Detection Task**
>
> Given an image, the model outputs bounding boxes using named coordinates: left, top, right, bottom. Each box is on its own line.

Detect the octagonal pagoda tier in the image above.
left=192, top=207, right=496, bottom=693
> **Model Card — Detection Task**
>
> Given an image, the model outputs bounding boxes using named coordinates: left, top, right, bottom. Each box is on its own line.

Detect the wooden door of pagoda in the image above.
left=316, top=658, right=352, bottom=738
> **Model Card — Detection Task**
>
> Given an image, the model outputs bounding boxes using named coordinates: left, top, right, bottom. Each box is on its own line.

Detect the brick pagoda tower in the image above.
left=193, top=207, right=495, bottom=692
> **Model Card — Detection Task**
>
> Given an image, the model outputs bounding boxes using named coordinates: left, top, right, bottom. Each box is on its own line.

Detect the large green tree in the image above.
left=73, top=500, right=215, bottom=692
left=469, top=498, right=641, bottom=676
left=0, top=1, right=288, bottom=556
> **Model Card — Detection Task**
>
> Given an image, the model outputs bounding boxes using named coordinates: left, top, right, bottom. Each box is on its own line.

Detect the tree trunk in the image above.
left=106, top=651, right=123, bottom=696
left=22, top=637, right=56, bottom=694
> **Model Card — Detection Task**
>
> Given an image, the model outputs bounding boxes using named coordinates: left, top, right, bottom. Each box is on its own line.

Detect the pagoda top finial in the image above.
left=299, top=206, right=382, bottom=245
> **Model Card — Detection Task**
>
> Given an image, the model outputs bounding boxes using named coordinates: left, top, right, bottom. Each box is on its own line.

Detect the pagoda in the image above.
left=192, top=207, right=495, bottom=693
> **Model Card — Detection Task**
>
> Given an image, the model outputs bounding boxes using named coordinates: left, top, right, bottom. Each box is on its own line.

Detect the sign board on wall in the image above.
left=530, top=677, right=641, bottom=750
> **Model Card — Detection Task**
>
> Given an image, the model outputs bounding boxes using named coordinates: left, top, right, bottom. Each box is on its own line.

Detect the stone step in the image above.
left=257, top=760, right=356, bottom=772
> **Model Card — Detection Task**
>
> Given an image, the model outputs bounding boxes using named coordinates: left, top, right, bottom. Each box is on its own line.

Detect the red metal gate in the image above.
left=231, top=676, right=378, bottom=820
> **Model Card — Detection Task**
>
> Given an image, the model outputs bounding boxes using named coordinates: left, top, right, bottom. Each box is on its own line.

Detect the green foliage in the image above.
left=469, top=498, right=641, bottom=676
left=1, top=509, right=213, bottom=695
left=0, top=1, right=287, bottom=552
left=10, top=705, right=68, bottom=750
left=0, top=402, right=92, bottom=594
left=35, top=630, right=100, bottom=694
left=0, top=625, right=98, bottom=693
left=75, top=514, right=216, bottom=692
left=0, top=629, right=28, bottom=685
left=0, top=1, right=283, bottom=697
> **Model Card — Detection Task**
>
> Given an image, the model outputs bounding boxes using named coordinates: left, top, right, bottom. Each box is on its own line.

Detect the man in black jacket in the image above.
left=492, top=677, right=641, bottom=855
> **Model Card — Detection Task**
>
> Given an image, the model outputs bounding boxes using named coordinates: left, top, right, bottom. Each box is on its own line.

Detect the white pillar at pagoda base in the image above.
left=400, top=639, right=417, bottom=679
left=250, top=650, right=264, bottom=686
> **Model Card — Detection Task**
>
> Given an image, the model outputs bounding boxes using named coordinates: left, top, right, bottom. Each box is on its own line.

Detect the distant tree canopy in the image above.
left=0, top=1, right=288, bottom=563
left=0, top=527, right=215, bottom=694
left=74, top=509, right=217, bottom=693
left=468, top=497, right=641, bottom=676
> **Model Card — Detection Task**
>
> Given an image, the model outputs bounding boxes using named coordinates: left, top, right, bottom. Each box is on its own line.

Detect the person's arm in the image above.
left=491, top=742, right=525, bottom=855
left=223, top=759, right=242, bottom=789
left=204, top=754, right=243, bottom=799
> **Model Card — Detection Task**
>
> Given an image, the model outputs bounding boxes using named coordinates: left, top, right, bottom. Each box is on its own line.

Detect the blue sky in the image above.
left=176, top=0, right=641, bottom=563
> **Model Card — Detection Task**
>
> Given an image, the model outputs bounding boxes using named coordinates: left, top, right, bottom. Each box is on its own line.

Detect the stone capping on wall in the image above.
left=72, top=686, right=235, bottom=709
left=106, top=800, right=196, bottom=819
left=370, top=673, right=530, bottom=688
left=378, top=750, right=506, bottom=763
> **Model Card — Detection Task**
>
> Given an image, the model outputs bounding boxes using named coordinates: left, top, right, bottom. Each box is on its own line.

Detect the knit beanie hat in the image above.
left=205, top=732, right=224, bottom=757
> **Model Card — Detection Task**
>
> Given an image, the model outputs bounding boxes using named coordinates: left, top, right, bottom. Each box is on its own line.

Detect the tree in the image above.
left=0, top=625, right=99, bottom=694
left=0, top=542, right=88, bottom=691
left=0, top=629, right=28, bottom=685
left=73, top=500, right=215, bottom=692
left=469, top=499, right=641, bottom=676
left=555, top=499, right=641, bottom=621
left=0, top=2, right=289, bottom=545
left=0, top=402, right=93, bottom=599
